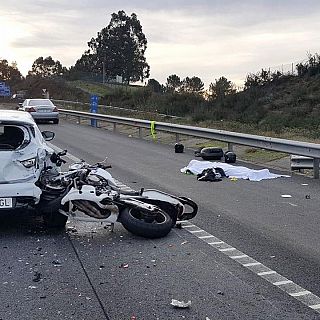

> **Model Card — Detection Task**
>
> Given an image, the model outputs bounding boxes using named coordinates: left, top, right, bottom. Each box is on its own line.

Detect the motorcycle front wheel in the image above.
left=119, top=207, right=173, bottom=238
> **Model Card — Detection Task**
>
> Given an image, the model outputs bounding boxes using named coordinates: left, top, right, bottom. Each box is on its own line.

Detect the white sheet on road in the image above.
left=181, top=160, right=290, bottom=181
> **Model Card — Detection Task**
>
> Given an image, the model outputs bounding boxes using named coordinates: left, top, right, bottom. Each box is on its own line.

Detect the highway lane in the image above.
left=43, top=120, right=320, bottom=317
left=1, top=118, right=320, bottom=319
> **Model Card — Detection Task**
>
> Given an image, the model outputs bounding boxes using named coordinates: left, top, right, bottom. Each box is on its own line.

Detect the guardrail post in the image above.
left=138, top=127, right=142, bottom=138
left=175, top=133, right=180, bottom=143
left=77, top=116, right=80, bottom=124
left=228, top=142, right=234, bottom=152
left=313, top=158, right=319, bottom=179
left=113, top=123, right=117, bottom=132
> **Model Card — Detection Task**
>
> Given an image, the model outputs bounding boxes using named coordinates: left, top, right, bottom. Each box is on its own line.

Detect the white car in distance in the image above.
left=19, top=98, right=59, bottom=124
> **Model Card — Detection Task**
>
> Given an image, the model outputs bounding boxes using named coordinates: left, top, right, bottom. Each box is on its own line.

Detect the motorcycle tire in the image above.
left=119, top=207, right=173, bottom=238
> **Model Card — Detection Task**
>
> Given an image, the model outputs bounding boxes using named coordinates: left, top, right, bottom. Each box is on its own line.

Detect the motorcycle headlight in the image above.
left=20, top=157, right=37, bottom=168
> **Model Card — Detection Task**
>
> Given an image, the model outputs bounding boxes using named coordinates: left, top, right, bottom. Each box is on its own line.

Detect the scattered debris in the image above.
left=32, top=271, right=42, bottom=282
left=281, top=195, right=292, bottom=198
left=67, top=227, right=78, bottom=233
left=119, top=263, right=129, bottom=269
left=175, top=143, right=184, bottom=153
left=52, top=260, right=62, bottom=266
left=181, top=241, right=188, bottom=245
left=230, top=177, right=238, bottom=182
left=171, top=299, right=191, bottom=308
left=301, top=183, right=309, bottom=186
left=217, top=291, right=224, bottom=295
left=305, top=195, right=311, bottom=199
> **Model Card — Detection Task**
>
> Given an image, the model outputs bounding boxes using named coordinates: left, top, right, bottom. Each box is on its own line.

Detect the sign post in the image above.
left=90, top=95, right=99, bottom=127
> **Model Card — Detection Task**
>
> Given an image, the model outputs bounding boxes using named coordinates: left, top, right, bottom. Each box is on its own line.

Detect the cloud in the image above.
left=1, top=0, right=320, bottom=87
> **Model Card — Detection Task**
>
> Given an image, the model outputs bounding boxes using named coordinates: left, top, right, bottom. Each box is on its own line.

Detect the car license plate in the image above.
left=0, top=198, right=13, bottom=208
left=39, top=109, right=51, bottom=113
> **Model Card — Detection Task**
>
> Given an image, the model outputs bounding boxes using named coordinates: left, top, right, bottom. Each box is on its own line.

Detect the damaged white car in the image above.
left=0, top=110, right=198, bottom=237
left=0, top=110, right=66, bottom=226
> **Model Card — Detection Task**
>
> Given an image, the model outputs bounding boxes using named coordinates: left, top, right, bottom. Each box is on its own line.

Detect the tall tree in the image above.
left=181, top=76, right=204, bottom=94
left=0, top=59, right=23, bottom=85
left=147, top=79, right=163, bottom=93
left=84, top=10, right=150, bottom=83
left=166, top=74, right=181, bottom=92
left=28, top=56, right=65, bottom=78
left=209, top=76, right=236, bottom=100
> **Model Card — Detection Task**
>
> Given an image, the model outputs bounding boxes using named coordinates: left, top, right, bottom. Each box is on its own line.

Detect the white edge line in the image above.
left=243, top=262, right=261, bottom=267
left=273, top=280, right=293, bottom=286
left=231, top=255, right=248, bottom=259
left=219, top=247, right=236, bottom=252
left=258, top=270, right=277, bottom=276
left=290, top=291, right=311, bottom=297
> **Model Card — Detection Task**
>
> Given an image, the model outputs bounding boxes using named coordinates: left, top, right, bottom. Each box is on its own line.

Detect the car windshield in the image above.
left=28, top=99, right=53, bottom=106
left=0, top=125, right=26, bottom=150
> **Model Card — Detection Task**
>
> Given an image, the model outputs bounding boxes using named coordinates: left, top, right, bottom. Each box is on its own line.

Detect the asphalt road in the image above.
left=1, top=118, right=320, bottom=319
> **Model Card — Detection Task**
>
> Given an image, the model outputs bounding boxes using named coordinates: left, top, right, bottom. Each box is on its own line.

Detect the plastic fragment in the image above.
left=230, top=177, right=238, bottom=182
left=119, top=263, right=129, bottom=268
left=32, top=271, right=42, bottom=282
left=281, top=194, right=292, bottom=198
left=52, top=260, right=62, bottom=266
left=171, top=299, right=191, bottom=308
left=305, top=194, right=311, bottom=199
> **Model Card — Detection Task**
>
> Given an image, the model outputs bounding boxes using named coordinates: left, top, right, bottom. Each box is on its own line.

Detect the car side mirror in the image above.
left=42, top=131, right=55, bottom=141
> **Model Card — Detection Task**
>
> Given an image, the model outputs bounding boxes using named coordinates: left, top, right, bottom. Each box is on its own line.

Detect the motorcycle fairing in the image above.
left=61, top=185, right=119, bottom=223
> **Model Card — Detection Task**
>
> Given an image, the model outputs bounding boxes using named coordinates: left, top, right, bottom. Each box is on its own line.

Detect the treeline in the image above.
left=1, top=8, right=320, bottom=132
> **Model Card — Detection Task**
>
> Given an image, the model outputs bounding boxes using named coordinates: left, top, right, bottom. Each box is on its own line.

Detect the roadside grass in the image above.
left=241, top=148, right=288, bottom=162
left=68, top=80, right=143, bottom=97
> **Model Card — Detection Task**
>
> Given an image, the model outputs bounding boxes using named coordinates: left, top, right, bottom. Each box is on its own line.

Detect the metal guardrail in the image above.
left=58, top=108, right=320, bottom=179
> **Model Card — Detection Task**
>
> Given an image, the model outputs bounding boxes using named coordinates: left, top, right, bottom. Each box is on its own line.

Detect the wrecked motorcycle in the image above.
left=37, top=151, right=198, bottom=238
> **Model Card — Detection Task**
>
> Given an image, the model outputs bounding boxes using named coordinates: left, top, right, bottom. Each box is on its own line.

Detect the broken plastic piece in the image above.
left=171, top=299, right=191, bottom=308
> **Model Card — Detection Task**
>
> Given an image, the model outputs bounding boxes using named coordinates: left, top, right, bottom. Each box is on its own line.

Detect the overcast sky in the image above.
left=1, top=0, right=320, bottom=87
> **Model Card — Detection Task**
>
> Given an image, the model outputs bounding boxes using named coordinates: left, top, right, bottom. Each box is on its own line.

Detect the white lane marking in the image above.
left=258, top=271, right=276, bottom=276
left=273, top=280, right=293, bottom=286
left=48, top=143, right=320, bottom=314
left=182, top=221, right=320, bottom=314
left=231, top=255, right=248, bottom=259
left=290, top=291, right=311, bottom=297
left=219, top=247, right=236, bottom=252
left=189, top=230, right=205, bottom=233
left=243, top=262, right=261, bottom=267
left=199, top=235, right=215, bottom=239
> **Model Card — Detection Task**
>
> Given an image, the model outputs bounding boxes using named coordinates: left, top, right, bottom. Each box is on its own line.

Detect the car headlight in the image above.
left=20, top=157, right=37, bottom=168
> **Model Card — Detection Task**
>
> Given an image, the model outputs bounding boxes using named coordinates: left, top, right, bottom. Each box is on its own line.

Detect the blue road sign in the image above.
left=0, top=82, right=11, bottom=97
left=90, top=95, right=99, bottom=127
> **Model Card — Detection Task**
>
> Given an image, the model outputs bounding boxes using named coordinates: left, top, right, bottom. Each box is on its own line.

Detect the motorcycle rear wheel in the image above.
left=119, top=207, right=173, bottom=238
